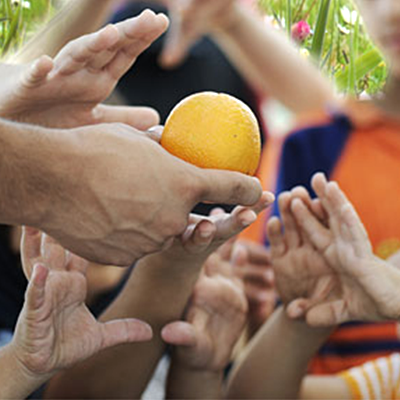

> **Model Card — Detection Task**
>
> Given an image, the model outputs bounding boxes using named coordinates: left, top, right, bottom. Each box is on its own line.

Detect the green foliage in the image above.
left=0, top=0, right=54, bottom=56
left=258, top=0, right=387, bottom=95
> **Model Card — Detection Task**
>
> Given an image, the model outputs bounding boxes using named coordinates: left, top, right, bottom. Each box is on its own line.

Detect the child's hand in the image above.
left=10, top=228, right=152, bottom=380
left=161, top=261, right=247, bottom=372
left=289, top=173, right=400, bottom=326
left=231, top=241, right=277, bottom=331
left=160, top=0, right=237, bottom=68
left=1, top=10, right=167, bottom=129
left=267, top=188, right=336, bottom=313
left=159, top=191, right=275, bottom=267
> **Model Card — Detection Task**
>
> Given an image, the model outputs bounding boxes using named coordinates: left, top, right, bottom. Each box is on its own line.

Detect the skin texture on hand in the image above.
left=0, top=10, right=167, bottom=129
left=1, top=228, right=152, bottom=399
left=162, top=231, right=248, bottom=400
left=34, top=123, right=266, bottom=266
left=162, top=262, right=247, bottom=372
left=42, top=192, right=274, bottom=399
left=266, top=188, right=336, bottom=314
left=286, top=173, right=400, bottom=326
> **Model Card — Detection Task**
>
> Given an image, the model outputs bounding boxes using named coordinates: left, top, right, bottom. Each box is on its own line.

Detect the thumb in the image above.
left=100, top=319, right=153, bottom=349
left=196, top=170, right=262, bottom=206
left=161, top=321, right=197, bottom=347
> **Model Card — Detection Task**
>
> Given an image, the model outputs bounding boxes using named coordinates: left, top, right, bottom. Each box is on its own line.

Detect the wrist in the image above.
left=168, top=362, right=223, bottom=399
left=0, top=343, right=50, bottom=399
left=211, top=2, right=244, bottom=35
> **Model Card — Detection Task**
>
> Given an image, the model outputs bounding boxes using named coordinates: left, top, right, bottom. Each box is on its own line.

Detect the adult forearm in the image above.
left=45, top=256, right=206, bottom=399
left=14, top=0, right=117, bottom=63
left=227, top=307, right=332, bottom=399
left=0, top=119, right=69, bottom=228
left=167, top=364, right=223, bottom=400
left=213, top=3, right=334, bottom=114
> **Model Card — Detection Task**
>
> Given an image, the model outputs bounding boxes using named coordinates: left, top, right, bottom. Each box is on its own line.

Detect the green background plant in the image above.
left=0, top=0, right=54, bottom=56
left=0, top=0, right=387, bottom=95
left=258, top=0, right=387, bottom=95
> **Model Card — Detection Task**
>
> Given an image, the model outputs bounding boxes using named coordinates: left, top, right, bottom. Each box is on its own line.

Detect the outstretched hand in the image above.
left=287, top=173, right=400, bottom=326
left=0, top=10, right=168, bottom=129
left=11, top=228, right=152, bottom=379
left=161, top=191, right=275, bottom=265
left=161, top=253, right=247, bottom=371
left=159, top=0, right=238, bottom=68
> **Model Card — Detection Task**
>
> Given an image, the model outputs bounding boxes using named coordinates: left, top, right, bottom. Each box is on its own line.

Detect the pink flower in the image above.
left=291, top=20, right=311, bottom=42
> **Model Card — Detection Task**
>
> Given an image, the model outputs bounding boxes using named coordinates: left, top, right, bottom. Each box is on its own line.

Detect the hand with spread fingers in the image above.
left=0, top=10, right=167, bottom=130
left=287, top=173, right=400, bottom=326
left=266, top=187, right=337, bottom=322
left=162, top=241, right=248, bottom=399
left=0, top=228, right=152, bottom=400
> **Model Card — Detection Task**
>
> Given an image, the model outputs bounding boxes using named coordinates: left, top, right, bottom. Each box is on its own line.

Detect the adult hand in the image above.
left=0, top=10, right=167, bottom=129
left=27, top=123, right=264, bottom=266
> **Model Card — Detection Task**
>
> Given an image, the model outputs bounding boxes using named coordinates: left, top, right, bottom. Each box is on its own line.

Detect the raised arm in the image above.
left=161, top=0, right=336, bottom=115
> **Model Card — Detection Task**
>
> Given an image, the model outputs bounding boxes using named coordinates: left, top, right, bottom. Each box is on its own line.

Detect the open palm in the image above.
left=289, top=174, right=400, bottom=326
left=12, top=228, right=151, bottom=377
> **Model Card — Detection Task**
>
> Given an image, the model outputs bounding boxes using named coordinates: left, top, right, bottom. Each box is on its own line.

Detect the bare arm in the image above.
left=14, top=0, right=117, bottom=62
left=161, top=0, right=336, bottom=115
left=44, top=255, right=204, bottom=399
left=0, top=119, right=68, bottom=228
left=0, top=345, right=47, bottom=399
left=44, top=196, right=273, bottom=399
left=227, top=307, right=332, bottom=399
left=214, top=3, right=335, bottom=114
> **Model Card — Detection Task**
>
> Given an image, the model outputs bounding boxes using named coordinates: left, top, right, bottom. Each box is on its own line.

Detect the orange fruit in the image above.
left=161, top=92, right=261, bottom=175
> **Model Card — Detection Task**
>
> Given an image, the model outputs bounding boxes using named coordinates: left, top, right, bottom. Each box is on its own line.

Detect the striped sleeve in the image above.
left=339, top=353, right=400, bottom=399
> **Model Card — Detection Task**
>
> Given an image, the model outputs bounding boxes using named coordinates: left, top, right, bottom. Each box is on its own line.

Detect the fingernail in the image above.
left=200, top=228, right=213, bottom=238
left=241, top=211, right=257, bottom=227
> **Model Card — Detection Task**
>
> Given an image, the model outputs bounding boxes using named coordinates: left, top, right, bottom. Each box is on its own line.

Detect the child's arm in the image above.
left=226, top=187, right=337, bottom=399
left=227, top=307, right=332, bottom=399
left=162, top=258, right=247, bottom=399
left=0, top=229, right=152, bottom=400
left=43, top=193, right=274, bottom=399
left=289, top=173, right=400, bottom=325
left=161, top=0, right=335, bottom=115
left=1, top=10, right=167, bottom=129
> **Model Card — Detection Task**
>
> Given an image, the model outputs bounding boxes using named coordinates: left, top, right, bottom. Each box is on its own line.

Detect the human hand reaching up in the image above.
left=11, top=228, right=151, bottom=384
left=266, top=187, right=336, bottom=319
left=0, top=10, right=167, bottom=129
left=288, top=173, right=400, bottom=326
left=161, top=242, right=247, bottom=399
left=159, top=0, right=239, bottom=68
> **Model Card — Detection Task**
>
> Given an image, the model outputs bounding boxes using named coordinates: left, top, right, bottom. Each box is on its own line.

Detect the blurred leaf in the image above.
left=335, top=48, right=383, bottom=91
left=311, top=0, right=331, bottom=61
